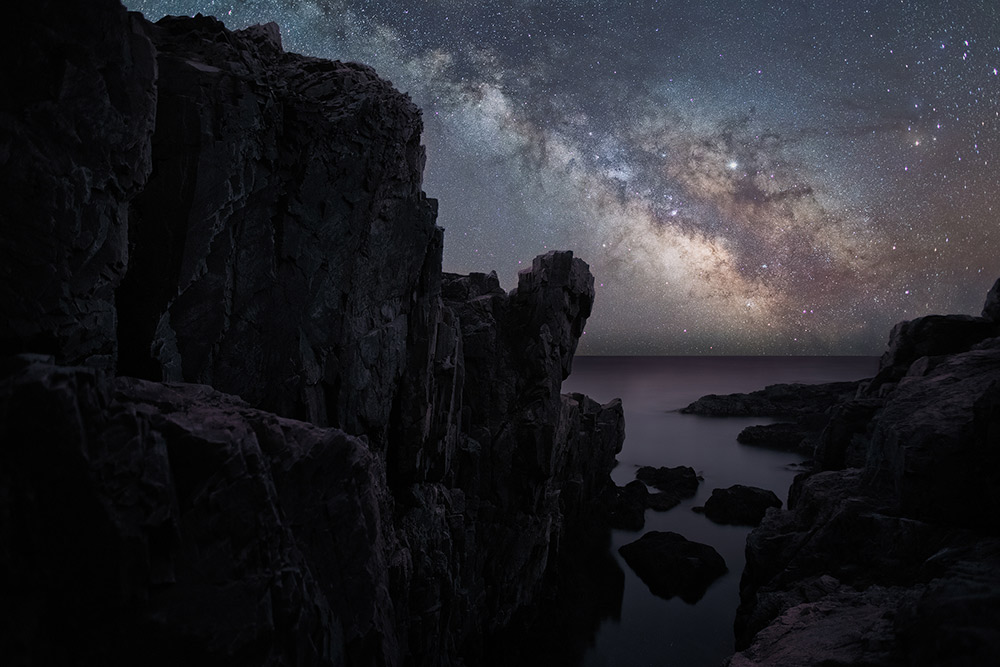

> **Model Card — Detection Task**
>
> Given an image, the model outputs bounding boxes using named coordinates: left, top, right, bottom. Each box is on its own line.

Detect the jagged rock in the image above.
left=896, top=540, right=1000, bottom=667
left=114, top=12, right=441, bottom=439
left=0, top=356, right=381, bottom=665
left=0, top=4, right=627, bottom=666
left=736, top=422, right=811, bottom=453
left=727, top=581, right=916, bottom=667
left=697, top=485, right=782, bottom=526
left=984, top=277, right=1000, bottom=321
left=0, top=0, right=157, bottom=368
left=864, top=345, right=1000, bottom=529
left=606, top=478, right=685, bottom=531
left=608, top=480, right=651, bottom=531
left=618, top=532, right=727, bottom=603
left=681, top=381, right=863, bottom=418
left=724, top=278, right=1000, bottom=664
left=868, top=314, right=1000, bottom=391
left=635, top=465, right=700, bottom=496
left=813, top=398, right=883, bottom=470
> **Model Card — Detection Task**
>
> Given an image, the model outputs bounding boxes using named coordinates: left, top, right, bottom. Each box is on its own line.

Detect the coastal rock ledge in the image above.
left=722, top=277, right=1000, bottom=666
left=0, top=2, right=625, bottom=666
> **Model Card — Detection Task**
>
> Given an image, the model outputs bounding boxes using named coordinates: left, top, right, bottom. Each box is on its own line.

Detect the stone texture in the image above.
left=720, top=282, right=1000, bottom=665
left=0, top=0, right=157, bottom=368
left=697, top=485, right=782, bottom=527
left=0, top=356, right=370, bottom=665
left=114, top=13, right=440, bottom=439
left=682, top=380, right=863, bottom=418
left=868, top=314, right=1000, bottom=392
left=0, top=5, right=627, bottom=666
left=618, top=531, right=727, bottom=603
left=983, top=277, right=1000, bottom=321
left=634, top=465, right=700, bottom=496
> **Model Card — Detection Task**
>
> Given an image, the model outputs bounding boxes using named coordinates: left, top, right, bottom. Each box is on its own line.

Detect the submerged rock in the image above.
left=618, top=531, right=727, bottom=603
left=697, top=485, right=782, bottom=527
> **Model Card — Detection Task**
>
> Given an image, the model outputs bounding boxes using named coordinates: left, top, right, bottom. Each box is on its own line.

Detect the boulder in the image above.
left=607, top=480, right=652, bottom=531
left=618, top=531, right=727, bottom=603
left=635, top=465, right=700, bottom=496
left=697, top=485, right=782, bottom=526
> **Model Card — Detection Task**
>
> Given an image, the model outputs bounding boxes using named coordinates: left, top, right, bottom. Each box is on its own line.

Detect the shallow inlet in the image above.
left=562, top=356, right=878, bottom=667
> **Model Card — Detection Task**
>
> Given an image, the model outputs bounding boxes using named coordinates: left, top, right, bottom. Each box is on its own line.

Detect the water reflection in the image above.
left=563, top=356, right=877, bottom=667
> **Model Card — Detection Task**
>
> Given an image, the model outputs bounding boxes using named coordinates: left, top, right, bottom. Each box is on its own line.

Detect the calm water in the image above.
left=562, top=356, right=878, bottom=667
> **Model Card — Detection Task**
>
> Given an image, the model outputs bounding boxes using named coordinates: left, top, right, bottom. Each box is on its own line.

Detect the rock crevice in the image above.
left=0, top=4, right=625, bottom=665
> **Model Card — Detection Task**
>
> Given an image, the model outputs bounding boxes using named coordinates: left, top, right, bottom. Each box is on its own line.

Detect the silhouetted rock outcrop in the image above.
left=0, top=3, right=625, bottom=665
left=681, top=381, right=863, bottom=418
left=635, top=464, right=700, bottom=495
left=696, top=485, right=782, bottom=526
left=619, top=531, right=727, bottom=603
left=717, top=281, right=1000, bottom=666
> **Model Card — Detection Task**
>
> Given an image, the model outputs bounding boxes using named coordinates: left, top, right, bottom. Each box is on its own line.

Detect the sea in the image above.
left=561, top=356, right=879, bottom=667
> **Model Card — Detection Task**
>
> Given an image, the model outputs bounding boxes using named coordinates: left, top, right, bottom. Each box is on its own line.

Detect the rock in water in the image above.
left=635, top=465, right=700, bottom=496
left=618, top=531, right=727, bottom=603
left=698, top=485, right=782, bottom=526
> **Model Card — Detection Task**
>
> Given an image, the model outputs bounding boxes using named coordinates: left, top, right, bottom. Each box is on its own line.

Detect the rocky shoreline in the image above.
left=1, top=3, right=625, bottom=665
left=685, top=282, right=1000, bottom=665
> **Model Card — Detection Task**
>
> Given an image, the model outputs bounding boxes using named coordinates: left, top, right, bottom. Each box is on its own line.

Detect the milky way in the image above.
left=128, top=1, right=1000, bottom=354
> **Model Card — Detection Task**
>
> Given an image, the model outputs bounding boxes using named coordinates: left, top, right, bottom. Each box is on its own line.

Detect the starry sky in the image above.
left=128, top=1, right=999, bottom=355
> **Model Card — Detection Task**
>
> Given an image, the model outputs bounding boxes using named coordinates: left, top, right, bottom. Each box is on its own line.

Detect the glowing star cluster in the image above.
left=129, top=1, right=1000, bottom=354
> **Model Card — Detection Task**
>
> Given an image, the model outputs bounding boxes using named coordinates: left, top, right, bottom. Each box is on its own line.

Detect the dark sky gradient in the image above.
left=129, top=1, right=1000, bottom=354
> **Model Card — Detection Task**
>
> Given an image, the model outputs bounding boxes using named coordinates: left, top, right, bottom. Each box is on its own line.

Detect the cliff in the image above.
left=0, top=2, right=624, bottom=665
left=717, top=281, right=1000, bottom=665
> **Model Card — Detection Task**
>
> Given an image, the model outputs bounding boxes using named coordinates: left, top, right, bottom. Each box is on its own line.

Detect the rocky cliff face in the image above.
left=0, top=2, right=624, bottom=665
left=726, top=278, right=1000, bottom=666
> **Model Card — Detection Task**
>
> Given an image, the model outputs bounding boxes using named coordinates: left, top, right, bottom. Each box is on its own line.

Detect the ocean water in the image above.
left=561, top=356, right=879, bottom=667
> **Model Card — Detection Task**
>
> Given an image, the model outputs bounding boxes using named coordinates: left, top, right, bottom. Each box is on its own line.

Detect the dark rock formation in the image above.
left=681, top=380, right=863, bottom=418
left=984, top=277, right=1000, bottom=321
left=618, top=531, right=727, bottom=603
left=735, top=420, right=817, bottom=454
left=603, top=465, right=699, bottom=529
left=608, top=480, right=653, bottom=531
left=868, top=314, right=1000, bottom=394
left=635, top=465, right=700, bottom=496
left=606, top=479, right=684, bottom=531
left=1, top=0, right=157, bottom=368
left=0, top=4, right=626, bottom=666
left=696, top=485, right=782, bottom=526
left=719, top=282, right=1000, bottom=665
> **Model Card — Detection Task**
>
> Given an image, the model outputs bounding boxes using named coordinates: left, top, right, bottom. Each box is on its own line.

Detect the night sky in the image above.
left=128, top=1, right=999, bottom=355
